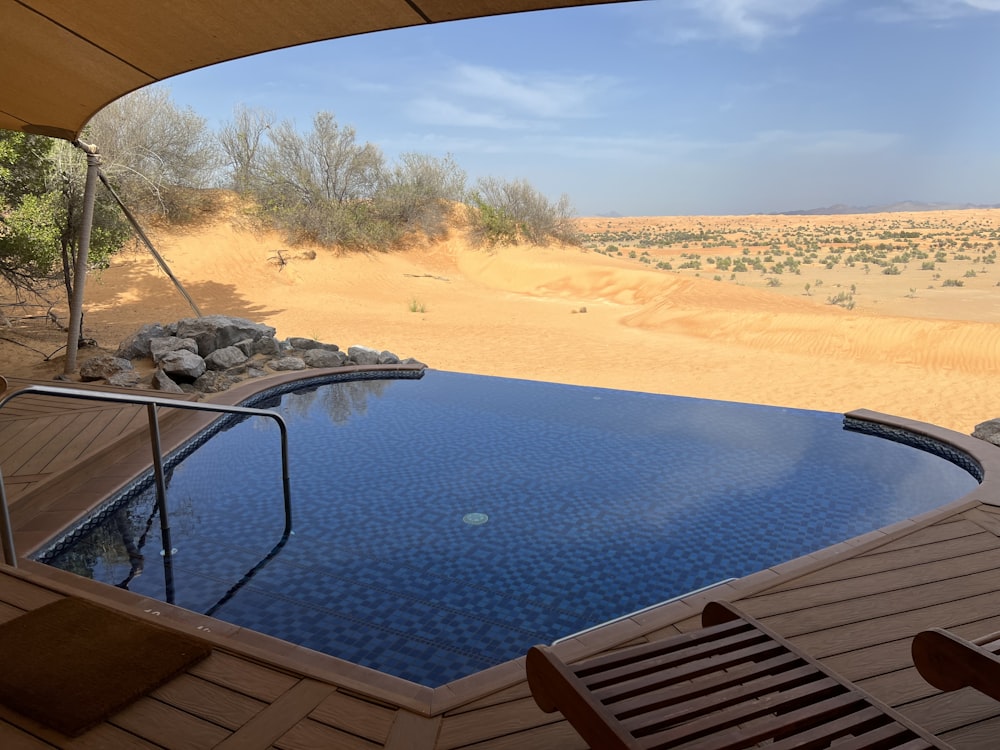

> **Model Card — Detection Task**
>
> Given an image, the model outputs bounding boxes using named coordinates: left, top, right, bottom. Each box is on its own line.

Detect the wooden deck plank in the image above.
left=762, top=533, right=1000, bottom=592
left=0, top=719, right=57, bottom=749
left=443, top=719, right=586, bottom=750
left=743, top=547, right=1000, bottom=618
left=0, top=572, right=61, bottom=611
left=273, top=718, right=379, bottom=749
left=17, top=412, right=102, bottom=476
left=939, top=714, right=1000, bottom=750
left=898, top=689, right=1000, bottom=735
left=857, top=519, right=984, bottom=553
left=789, top=591, right=1000, bottom=658
left=84, top=405, right=146, bottom=452
left=437, top=697, right=558, bottom=750
left=964, top=507, right=1000, bottom=537
left=60, top=724, right=164, bottom=749
left=24, top=409, right=121, bottom=473
left=110, top=698, right=231, bottom=750
left=384, top=711, right=441, bottom=750
left=0, top=415, right=60, bottom=474
left=308, top=691, right=395, bottom=744
left=857, top=666, right=941, bottom=705
left=759, top=566, right=1000, bottom=637
left=188, top=652, right=299, bottom=703
left=151, top=674, right=266, bottom=731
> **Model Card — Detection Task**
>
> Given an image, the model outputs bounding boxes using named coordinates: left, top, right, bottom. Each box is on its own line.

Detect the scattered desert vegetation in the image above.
left=576, top=212, right=1000, bottom=320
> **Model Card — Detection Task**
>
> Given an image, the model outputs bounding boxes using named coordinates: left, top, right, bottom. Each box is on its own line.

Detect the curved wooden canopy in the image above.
left=1, top=0, right=634, bottom=141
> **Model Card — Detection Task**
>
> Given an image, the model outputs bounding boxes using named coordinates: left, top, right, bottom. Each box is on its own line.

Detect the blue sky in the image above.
left=162, top=0, right=1000, bottom=216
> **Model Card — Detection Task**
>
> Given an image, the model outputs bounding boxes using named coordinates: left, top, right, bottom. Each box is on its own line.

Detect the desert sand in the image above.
left=4, top=204, right=1000, bottom=434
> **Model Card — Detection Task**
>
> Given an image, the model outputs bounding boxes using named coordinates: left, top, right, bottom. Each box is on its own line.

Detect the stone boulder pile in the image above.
left=79, top=315, right=422, bottom=394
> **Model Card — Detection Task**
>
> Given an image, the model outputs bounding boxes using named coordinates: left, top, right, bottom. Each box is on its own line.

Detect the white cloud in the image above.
left=448, top=64, right=616, bottom=119
left=865, top=0, right=1000, bottom=22
left=407, top=98, right=541, bottom=130
left=662, top=0, right=834, bottom=45
left=404, top=63, right=619, bottom=131
left=746, top=128, right=902, bottom=154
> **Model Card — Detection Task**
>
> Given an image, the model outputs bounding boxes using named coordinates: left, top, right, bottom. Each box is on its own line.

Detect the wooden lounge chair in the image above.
left=527, top=600, right=948, bottom=749
left=912, top=626, right=1000, bottom=703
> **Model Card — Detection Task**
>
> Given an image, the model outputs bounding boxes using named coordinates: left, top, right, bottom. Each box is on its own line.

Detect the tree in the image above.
left=0, top=130, right=130, bottom=354
left=0, top=132, right=61, bottom=291
left=86, top=86, right=220, bottom=221
left=239, top=111, right=386, bottom=246
left=218, top=104, right=275, bottom=194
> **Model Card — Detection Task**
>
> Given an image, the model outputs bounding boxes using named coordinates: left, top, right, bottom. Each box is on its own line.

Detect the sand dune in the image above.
left=6, top=205, right=1000, bottom=435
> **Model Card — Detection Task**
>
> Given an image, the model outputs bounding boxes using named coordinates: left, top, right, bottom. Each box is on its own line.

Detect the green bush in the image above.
left=465, top=176, right=576, bottom=247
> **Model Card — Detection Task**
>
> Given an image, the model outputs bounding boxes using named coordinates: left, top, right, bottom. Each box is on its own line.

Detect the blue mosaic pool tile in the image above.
left=39, top=371, right=979, bottom=687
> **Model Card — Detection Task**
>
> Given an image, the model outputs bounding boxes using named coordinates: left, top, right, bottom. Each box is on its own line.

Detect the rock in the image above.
left=80, top=355, right=134, bottom=382
left=107, top=371, right=142, bottom=387
left=378, top=350, right=400, bottom=365
left=347, top=345, right=380, bottom=366
left=287, top=337, right=324, bottom=350
left=152, top=369, right=184, bottom=393
left=115, top=323, right=167, bottom=360
left=302, top=349, right=347, bottom=368
left=150, top=336, right=198, bottom=363
left=159, top=350, right=206, bottom=381
left=175, top=315, right=276, bottom=357
left=401, top=357, right=426, bottom=367
left=973, top=419, right=1000, bottom=447
left=233, top=338, right=255, bottom=357
left=268, top=356, right=306, bottom=371
left=193, top=371, right=239, bottom=393
left=205, top=345, right=248, bottom=371
left=253, top=336, right=280, bottom=356
left=246, top=366, right=268, bottom=378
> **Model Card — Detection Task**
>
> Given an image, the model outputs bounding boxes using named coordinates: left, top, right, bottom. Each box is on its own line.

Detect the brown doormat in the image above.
left=0, top=597, right=213, bottom=736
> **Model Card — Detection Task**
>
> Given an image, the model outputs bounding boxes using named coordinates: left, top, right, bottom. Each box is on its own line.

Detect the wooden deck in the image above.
left=1, top=373, right=1000, bottom=748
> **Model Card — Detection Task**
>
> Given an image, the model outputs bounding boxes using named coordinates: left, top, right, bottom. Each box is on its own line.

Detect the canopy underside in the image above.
left=1, top=0, right=633, bottom=140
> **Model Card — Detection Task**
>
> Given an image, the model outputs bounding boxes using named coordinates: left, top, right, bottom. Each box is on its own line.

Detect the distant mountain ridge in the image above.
left=778, top=200, right=1000, bottom=216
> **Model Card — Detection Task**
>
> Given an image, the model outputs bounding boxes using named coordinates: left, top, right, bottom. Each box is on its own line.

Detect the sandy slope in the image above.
left=5, top=207, right=1000, bottom=434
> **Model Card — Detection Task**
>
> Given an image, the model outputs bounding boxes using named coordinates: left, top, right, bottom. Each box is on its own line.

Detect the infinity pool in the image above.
left=40, top=371, right=978, bottom=686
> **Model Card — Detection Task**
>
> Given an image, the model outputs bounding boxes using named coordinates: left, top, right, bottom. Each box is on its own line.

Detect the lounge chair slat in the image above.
left=589, top=637, right=787, bottom=698
left=619, top=664, right=828, bottom=734
left=631, top=676, right=848, bottom=747
left=607, top=651, right=803, bottom=717
left=573, top=619, right=755, bottom=677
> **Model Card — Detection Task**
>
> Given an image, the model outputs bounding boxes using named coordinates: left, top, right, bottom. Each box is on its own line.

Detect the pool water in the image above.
left=42, top=371, right=978, bottom=686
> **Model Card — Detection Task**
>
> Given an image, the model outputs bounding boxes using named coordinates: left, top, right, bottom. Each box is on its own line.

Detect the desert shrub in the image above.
left=465, top=176, right=576, bottom=247
left=369, top=153, right=466, bottom=242
left=942, top=278, right=964, bottom=287
left=827, top=291, right=855, bottom=309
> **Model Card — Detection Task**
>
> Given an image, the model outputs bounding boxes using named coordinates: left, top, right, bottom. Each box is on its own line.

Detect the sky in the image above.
left=160, top=0, right=1000, bottom=217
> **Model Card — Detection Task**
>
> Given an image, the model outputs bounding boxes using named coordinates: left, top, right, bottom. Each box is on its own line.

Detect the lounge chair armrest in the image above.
left=913, top=627, right=1000, bottom=701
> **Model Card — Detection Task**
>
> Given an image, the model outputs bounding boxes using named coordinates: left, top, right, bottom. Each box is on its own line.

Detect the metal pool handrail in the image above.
left=0, top=384, right=293, bottom=569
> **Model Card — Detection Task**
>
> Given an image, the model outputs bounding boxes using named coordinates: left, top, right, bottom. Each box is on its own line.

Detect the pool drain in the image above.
left=463, top=512, right=489, bottom=525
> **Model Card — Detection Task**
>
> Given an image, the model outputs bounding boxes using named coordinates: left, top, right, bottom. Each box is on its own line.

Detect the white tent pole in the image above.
left=64, top=140, right=100, bottom=375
